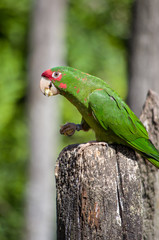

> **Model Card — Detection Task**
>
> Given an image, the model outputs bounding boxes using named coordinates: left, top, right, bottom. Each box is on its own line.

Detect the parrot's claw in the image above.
left=60, top=123, right=82, bottom=136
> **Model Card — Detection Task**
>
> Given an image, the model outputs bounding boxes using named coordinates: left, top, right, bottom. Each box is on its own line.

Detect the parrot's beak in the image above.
left=40, top=77, right=59, bottom=96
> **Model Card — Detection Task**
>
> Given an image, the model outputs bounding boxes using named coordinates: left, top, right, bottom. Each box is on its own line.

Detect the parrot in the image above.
left=40, top=66, right=159, bottom=168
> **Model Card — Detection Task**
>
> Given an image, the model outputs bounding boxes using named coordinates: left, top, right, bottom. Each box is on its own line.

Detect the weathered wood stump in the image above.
left=55, top=90, right=159, bottom=240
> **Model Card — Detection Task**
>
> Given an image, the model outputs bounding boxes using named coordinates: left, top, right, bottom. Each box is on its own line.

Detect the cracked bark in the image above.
left=55, top=90, right=159, bottom=240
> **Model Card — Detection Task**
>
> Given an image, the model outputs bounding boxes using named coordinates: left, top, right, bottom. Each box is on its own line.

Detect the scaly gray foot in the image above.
left=60, top=123, right=82, bottom=136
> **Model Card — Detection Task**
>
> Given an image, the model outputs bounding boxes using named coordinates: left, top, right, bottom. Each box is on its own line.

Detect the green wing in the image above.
left=88, top=89, right=159, bottom=167
left=88, top=89, right=148, bottom=142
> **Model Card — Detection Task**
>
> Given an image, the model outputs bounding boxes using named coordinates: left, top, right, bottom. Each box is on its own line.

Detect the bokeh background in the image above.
left=1, top=0, right=159, bottom=239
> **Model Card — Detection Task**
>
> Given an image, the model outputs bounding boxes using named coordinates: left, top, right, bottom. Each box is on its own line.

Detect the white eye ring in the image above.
left=52, top=71, right=61, bottom=78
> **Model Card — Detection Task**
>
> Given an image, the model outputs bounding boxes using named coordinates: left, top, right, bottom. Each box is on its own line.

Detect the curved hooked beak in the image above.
left=40, top=77, right=59, bottom=96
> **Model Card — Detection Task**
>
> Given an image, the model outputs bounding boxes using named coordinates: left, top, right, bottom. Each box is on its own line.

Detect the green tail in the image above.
left=128, top=138, right=159, bottom=168
left=146, top=157, right=159, bottom=168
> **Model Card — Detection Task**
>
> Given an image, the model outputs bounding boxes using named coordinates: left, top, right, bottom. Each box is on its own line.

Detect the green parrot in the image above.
left=40, top=66, right=159, bottom=168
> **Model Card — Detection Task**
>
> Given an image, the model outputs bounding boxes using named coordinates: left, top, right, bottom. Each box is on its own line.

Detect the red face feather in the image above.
left=59, top=83, right=67, bottom=89
left=41, top=69, right=53, bottom=80
left=41, top=69, right=62, bottom=81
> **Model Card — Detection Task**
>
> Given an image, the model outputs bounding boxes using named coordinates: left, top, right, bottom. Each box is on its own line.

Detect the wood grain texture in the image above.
left=138, top=90, right=159, bottom=240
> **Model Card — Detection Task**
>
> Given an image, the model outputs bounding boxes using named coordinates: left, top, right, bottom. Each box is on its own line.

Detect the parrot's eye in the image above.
left=52, top=71, right=61, bottom=78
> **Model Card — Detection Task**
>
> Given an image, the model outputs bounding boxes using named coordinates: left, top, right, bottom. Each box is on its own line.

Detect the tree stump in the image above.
left=137, top=90, right=159, bottom=240
left=55, top=90, right=159, bottom=240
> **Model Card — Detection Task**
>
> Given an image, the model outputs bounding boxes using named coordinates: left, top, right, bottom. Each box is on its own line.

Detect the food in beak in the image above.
left=40, top=77, right=59, bottom=96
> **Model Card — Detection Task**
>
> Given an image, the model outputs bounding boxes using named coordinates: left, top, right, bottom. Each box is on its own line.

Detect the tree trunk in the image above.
left=26, top=0, right=66, bottom=240
left=55, top=90, right=159, bottom=240
left=128, top=0, right=159, bottom=116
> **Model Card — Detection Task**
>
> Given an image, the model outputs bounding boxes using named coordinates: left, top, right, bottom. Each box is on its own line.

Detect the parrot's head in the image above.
left=40, top=66, right=95, bottom=98
left=40, top=66, right=79, bottom=97
left=40, top=67, right=63, bottom=97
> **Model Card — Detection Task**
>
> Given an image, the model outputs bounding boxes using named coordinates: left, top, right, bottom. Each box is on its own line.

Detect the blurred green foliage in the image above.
left=0, top=0, right=30, bottom=239
left=0, top=0, right=133, bottom=239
